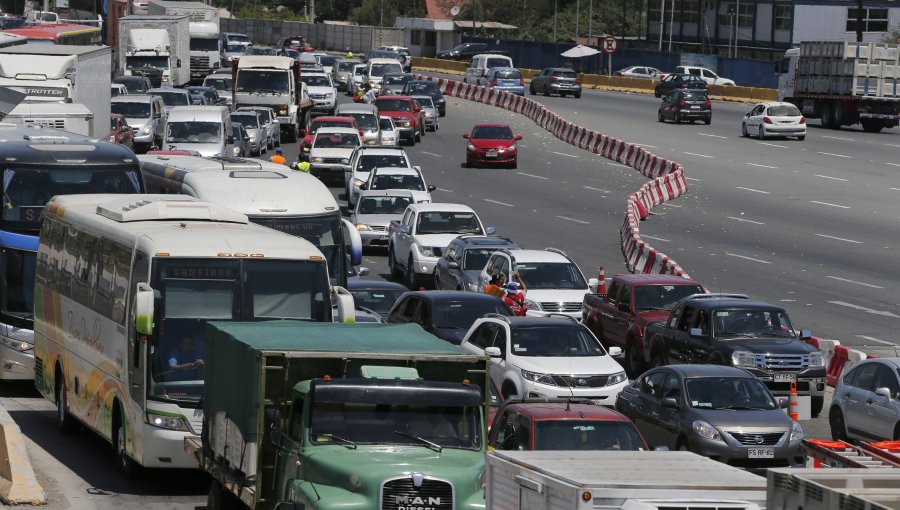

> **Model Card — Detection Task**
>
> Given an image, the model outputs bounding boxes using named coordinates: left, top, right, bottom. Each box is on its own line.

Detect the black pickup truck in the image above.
left=643, top=293, right=827, bottom=416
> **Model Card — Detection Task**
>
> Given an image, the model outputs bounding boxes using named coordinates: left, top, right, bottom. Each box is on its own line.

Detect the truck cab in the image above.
left=164, top=105, right=242, bottom=157
left=233, top=55, right=311, bottom=142
left=189, top=21, right=220, bottom=81
left=776, top=47, right=799, bottom=103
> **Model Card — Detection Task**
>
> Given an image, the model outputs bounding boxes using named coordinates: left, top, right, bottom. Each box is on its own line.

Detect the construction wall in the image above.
left=220, top=18, right=403, bottom=53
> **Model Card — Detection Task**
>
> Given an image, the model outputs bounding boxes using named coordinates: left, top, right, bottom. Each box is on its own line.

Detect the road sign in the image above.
left=602, top=36, right=618, bottom=55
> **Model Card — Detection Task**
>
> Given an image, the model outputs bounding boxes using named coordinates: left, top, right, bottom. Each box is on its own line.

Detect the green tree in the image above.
left=883, top=30, right=900, bottom=44
left=348, top=0, right=399, bottom=26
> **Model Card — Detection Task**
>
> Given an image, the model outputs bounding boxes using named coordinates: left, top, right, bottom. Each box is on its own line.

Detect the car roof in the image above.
left=503, top=315, right=583, bottom=329
left=473, top=123, right=512, bottom=128
left=400, top=290, right=505, bottom=303
left=859, top=357, right=900, bottom=369
left=489, top=67, right=518, bottom=72
left=501, top=248, right=569, bottom=263
left=354, top=147, right=406, bottom=155
left=376, top=95, right=412, bottom=101
left=409, top=202, right=473, bottom=213
left=111, top=95, right=158, bottom=103
left=303, top=72, right=330, bottom=77
left=503, top=401, right=633, bottom=421
left=759, top=101, right=798, bottom=108
left=455, top=235, right=518, bottom=248
left=313, top=116, right=355, bottom=123
left=612, top=274, right=702, bottom=286
left=148, top=87, right=188, bottom=93
left=373, top=166, right=417, bottom=175
left=666, top=364, right=754, bottom=378
left=315, top=127, right=359, bottom=134
left=347, top=279, right=408, bottom=292
left=410, top=95, right=434, bottom=102
left=358, top=189, right=414, bottom=199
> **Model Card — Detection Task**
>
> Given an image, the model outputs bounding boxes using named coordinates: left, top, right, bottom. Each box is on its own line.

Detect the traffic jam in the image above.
left=0, top=6, right=899, bottom=509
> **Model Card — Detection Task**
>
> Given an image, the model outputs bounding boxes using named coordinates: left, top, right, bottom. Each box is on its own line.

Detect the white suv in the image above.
left=478, top=248, right=591, bottom=318
left=346, top=146, right=412, bottom=206
left=460, top=315, right=626, bottom=403
left=674, top=65, right=735, bottom=86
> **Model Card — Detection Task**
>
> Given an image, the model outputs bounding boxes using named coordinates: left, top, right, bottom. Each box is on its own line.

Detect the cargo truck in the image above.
left=0, top=45, right=110, bottom=138
left=147, top=1, right=220, bottom=82
left=232, top=56, right=313, bottom=142
left=767, top=468, right=900, bottom=510
left=778, top=41, right=900, bottom=132
left=486, top=450, right=768, bottom=510
left=118, top=15, right=190, bottom=88
left=186, top=321, right=491, bottom=510
left=5, top=102, right=93, bottom=135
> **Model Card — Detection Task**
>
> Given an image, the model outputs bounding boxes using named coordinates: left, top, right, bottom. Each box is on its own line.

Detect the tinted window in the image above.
left=378, top=117, right=394, bottom=130
left=849, top=363, right=879, bottom=391
left=551, top=70, right=577, bottom=78
left=515, top=262, right=587, bottom=290
left=682, top=91, right=708, bottom=101
left=535, top=420, right=645, bottom=451
left=350, top=288, right=405, bottom=315
left=471, top=125, right=513, bottom=140
left=686, top=377, right=777, bottom=410
left=357, top=195, right=412, bottom=215
left=314, top=133, right=359, bottom=148
left=432, top=299, right=510, bottom=329
left=375, top=99, right=411, bottom=112
left=509, top=325, right=605, bottom=357
left=495, top=70, right=522, bottom=79
left=371, top=173, right=423, bottom=191
left=633, top=284, right=704, bottom=311
left=767, top=105, right=801, bottom=117
left=711, top=309, right=795, bottom=338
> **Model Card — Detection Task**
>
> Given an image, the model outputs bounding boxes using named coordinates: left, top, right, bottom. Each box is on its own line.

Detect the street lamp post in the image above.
left=668, top=0, right=674, bottom=52
left=658, top=0, right=665, bottom=51
left=576, top=0, right=581, bottom=42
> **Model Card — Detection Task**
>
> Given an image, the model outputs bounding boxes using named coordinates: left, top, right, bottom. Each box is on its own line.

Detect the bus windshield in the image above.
left=148, top=258, right=330, bottom=404
left=250, top=215, right=346, bottom=286
left=2, top=166, right=142, bottom=233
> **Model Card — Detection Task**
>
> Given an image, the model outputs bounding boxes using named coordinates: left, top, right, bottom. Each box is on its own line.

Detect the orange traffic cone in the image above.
left=597, top=266, right=606, bottom=295
left=789, top=381, right=799, bottom=422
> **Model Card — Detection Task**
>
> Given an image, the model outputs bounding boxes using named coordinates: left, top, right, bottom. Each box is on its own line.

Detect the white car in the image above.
left=379, top=116, right=399, bottom=146
left=460, top=314, right=627, bottom=403
left=352, top=190, right=415, bottom=248
left=615, top=66, right=663, bottom=80
left=348, top=63, right=368, bottom=96
left=478, top=248, right=591, bottom=318
left=674, top=65, right=735, bottom=86
left=346, top=146, right=411, bottom=206
left=301, top=72, right=337, bottom=116
left=741, top=101, right=806, bottom=141
left=362, top=166, right=435, bottom=204
left=308, top=127, right=361, bottom=184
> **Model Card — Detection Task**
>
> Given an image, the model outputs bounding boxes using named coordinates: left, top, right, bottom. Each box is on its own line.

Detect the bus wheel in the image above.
left=113, top=404, right=140, bottom=478
left=55, top=367, right=78, bottom=435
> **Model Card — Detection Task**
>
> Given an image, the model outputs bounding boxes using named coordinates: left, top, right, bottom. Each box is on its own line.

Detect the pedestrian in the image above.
left=483, top=273, right=507, bottom=298
left=503, top=281, right=528, bottom=316
left=363, top=83, right=378, bottom=104
left=292, top=160, right=311, bottom=173
left=345, top=47, right=353, bottom=59
left=270, top=147, right=286, bottom=165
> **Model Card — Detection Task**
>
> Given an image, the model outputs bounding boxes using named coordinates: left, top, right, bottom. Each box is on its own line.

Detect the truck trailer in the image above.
left=117, top=15, right=190, bottom=87
left=147, top=0, right=220, bottom=81
left=767, top=468, right=900, bottom=510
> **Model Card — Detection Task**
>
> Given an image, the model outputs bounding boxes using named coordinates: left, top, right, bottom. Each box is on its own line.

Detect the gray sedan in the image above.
left=529, top=67, right=582, bottom=98
left=237, top=106, right=280, bottom=149
left=352, top=190, right=415, bottom=248
left=230, top=111, right=267, bottom=156
left=830, top=358, right=900, bottom=442
left=616, top=365, right=805, bottom=468
left=411, top=95, right=439, bottom=131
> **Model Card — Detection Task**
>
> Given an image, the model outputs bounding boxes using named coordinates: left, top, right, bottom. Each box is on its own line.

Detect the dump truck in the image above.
left=232, top=56, right=313, bottom=142
left=118, top=15, right=189, bottom=87
left=147, top=0, right=220, bottom=81
left=187, top=321, right=491, bottom=510
left=778, top=41, right=900, bottom=132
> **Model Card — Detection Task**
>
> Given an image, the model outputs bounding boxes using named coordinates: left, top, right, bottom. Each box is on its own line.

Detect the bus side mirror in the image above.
left=135, top=283, right=155, bottom=336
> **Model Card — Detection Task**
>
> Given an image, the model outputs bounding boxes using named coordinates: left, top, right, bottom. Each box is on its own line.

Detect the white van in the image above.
left=365, top=58, right=404, bottom=88
left=465, top=54, right=514, bottom=84
left=164, top=105, right=242, bottom=157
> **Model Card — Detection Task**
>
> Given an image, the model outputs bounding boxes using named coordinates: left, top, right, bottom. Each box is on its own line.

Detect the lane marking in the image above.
left=483, top=198, right=513, bottom=207
left=810, top=200, right=850, bottom=209
left=825, top=276, right=883, bottom=289
left=583, top=185, right=611, bottom=193
left=891, top=188, right=900, bottom=191
left=817, top=151, right=852, bottom=159
left=605, top=162, right=628, bottom=168
left=816, top=233, right=862, bottom=244
left=685, top=176, right=701, bottom=182
left=886, top=143, right=900, bottom=148
left=634, top=143, right=657, bottom=148
left=725, top=252, right=771, bottom=264
left=747, top=162, right=778, bottom=169
left=815, top=174, right=848, bottom=182
left=518, top=171, right=548, bottom=180
left=887, top=162, right=900, bottom=168
left=550, top=151, right=579, bottom=158
left=663, top=203, right=682, bottom=208
left=727, top=216, right=765, bottom=225
left=641, top=234, right=671, bottom=242
left=822, top=135, right=854, bottom=141
left=736, top=186, right=770, bottom=194
left=437, top=187, right=454, bottom=193
left=698, top=133, right=727, bottom=139
left=829, top=300, right=899, bottom=318
left=856, top=335, right=894, bottom=345
left=757, top=141, right=789, bottom=148
left=421, top=151, right=443, bottom=158
left=684, top=151, right=713, bottom=158
left=556, top=215, right=590, bottom=224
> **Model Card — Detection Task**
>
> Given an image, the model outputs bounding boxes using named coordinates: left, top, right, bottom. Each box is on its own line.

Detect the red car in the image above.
left=109, top=114, right=134, bottom=149
left=463, top=124, right=521, bottom=169
left=275, top=35, right=314, bottom=52
left=298, top=116, right=360, bottom=161
left=488, top=399, right=650, bottom=451
left=374, top=95, right=424, bottom=146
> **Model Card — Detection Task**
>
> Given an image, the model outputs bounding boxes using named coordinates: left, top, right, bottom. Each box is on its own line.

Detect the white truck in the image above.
left=118, top=15, right=190, bottom=88
left=778, top=41, right=900, bottom=133
left=232, top=56, right=313, bottom=142
left=0, top=45, right=110, bottom=138
left=147, top=0, right=220, bottom=82
left=486, top=450, right=767, bottom=510
left=767, top=468, right=900, bottom=510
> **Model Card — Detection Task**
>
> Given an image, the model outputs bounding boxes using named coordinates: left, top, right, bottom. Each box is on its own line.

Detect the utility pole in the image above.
left=856, top=0, right=864, bottom=42
left=472, top=0, right=476, bottom=37
left=588, top=0, right=593, bottom=44
left=576, top=0, right=580, bottom=42
left=309, top=0, right=315, bottom=22
left=379, top=0, right=384, bottom=27
left=667, top=0, right=674, bottom=52
left=553, top=0, right=558, bottom=42
left=734, top=0, right=740, bottom=58
left=658, top=0, right=665, bottom=51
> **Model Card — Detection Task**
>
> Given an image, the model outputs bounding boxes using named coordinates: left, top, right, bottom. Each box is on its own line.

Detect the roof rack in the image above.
left=684, top=293, right=749, bottom=301
left=455, top=234, right=514, bottom=242
left=544, top=247, right=569, bottom=258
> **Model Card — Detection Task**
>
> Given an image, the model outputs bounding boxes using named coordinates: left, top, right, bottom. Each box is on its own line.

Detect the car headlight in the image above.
left=606, top=371, right=627, bottom=386
left=313, top=157, right=324, bottom=163
left=356, top=223, right=370, bottom=231
left=302, top=146, right=310, bottom=153
left=278, top=107, right=288, bottom=115
left=731, top=350, right=756, bottom=369
left=521, top=369, right=556, bottom=386
left=0, top=337, right=32, bottom=352
left=692, top=420, right=723, bottom=442
left=467, top=143, right=476, bottom=151
left=146, top=411, right=191, bottom=432
left=248, top=132, right=256, bottom=140
left=141, top=126, right=152, bottom=134
left=341, top=158, right=349, bottom=164
left=808, top=352, right=824, bottom=367
left=418, top=245, right=434, bottom=257
left=466, top=282, right=479, bottom=292
left=790, top=421, right=804, bottom=442
left=425, top=112, right=434, bottom=117
left=523, top=298, right=542, bottom=311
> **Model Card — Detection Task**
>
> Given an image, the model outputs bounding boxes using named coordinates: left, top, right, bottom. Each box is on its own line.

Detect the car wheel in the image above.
left=797, top=135, right=806, bottom=141
left=658, top=110, right=664, bottom=123
left=405, top=256, right=417, bottom=289
left=654, top=90, right=661, bottom=98
left=56, top=371, right=78, bottom=435
left=650, top=348, right=665, bottom=369
left=509, top=159, right=517, bottom=170
left=529, top=83, right=535, bottom=95
left=758, top=125, right=765, bottom=139
left=501, top=381, right=518, bottom=400
left=811, top=396, right=824, bottom=418
left=625, top=341, right=647, bottom=378
left=574, top=91, right=581, bottom=99
left=543, top=85, right=550, bottom=97
left=830, top=407, right=848, bottom=442
left=388, top=246, right=402, bottom=279
left=704, top=117, right=711, bottom=125
left=677, top=438, right=691, bottom=452
left=741, top=122, right=748, bottom=137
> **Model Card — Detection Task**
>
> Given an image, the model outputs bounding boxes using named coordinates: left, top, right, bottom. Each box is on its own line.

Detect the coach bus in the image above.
left=33, top=194, right=354, bottom=474
left=2, top=23, right=102, bottom=45
left=138, top=154, right=363, bottom=286
left=0, top=125, right=142, bottom=381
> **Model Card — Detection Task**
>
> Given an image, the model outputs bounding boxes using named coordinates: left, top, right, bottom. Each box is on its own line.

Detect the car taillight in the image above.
left=359, top=129, right=364, bottom=137
left=549, top=76, right=557, bottom=83
left=615, top=72, right=623, bottom=76
left=799, top=117, right=806, bottom=124
left=519, top=79, right=524, bottom=86
left=575, top=78, right=581, bottom=84
left=705, top=99, right=711, bottom=107
left=763, top=117, right=773, bottom=124
left=678, top=99, right=686, bottom=108
left=492, top=78, right=498, bottom=86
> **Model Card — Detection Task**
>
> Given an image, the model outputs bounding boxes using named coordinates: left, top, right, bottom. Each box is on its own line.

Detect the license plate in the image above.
left=379, top=235, right=388, bottom=240
left=774, top=374, right=796, bottom=382
left=485, top=152, right=498, bottom=158
left=691, top=106, right=700, bottom=109
left=330, top=166, right=343, bottom=172
left=747, top=448, right=774, bottom=459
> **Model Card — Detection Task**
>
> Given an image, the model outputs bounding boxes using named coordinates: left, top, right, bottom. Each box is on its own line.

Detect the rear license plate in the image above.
left=485, top=152, right=498, bottom=158
left=774, top=374, right=796, bottom=382
left=748, top=448, right=774, bottom=459
left=691, top=106, right=700, bottom=109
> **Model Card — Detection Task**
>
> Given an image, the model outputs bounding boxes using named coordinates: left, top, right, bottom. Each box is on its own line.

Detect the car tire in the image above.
left=798, top=135, right=806, bottom=141
left=677, top=438, right=691, bottom=452
left=830, top=407, right=848, bottom=442
left=415, top=128, right=421, bottom=143
left=501, top=381, right=518, bottom=400
left=543, top=85, right=550, bottom=97
left=758, top=125, right=765, bottom=139
left=741, top=123, right=748, bottom=137
left=509, top=159, right=517, bottom=169
left=529, top=83, right=535, bottom=95
left=625, top=341, right=647, bottom=378
left=434, top=272, right=441, bottom=290
left=654, top=90, right=661, bottom=98
left=658, top=110, right=664, bottom=123
left=704, top=117, right=711, bottom=125
left=574, top=91, right=581, bottom=99
left=811, top=396, right=824, bottom=418
left=388, top=246, right=402, bottom=279
left=405, top=256, right=417, bottom=289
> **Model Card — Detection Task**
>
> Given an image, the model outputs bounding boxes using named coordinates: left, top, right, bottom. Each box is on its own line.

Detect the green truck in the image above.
left=186, top=321, right=491, bottom=510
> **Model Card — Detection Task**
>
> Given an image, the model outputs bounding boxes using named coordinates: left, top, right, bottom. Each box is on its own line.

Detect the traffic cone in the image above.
left=597, top=266, right=606, bottom=295
left=789, top=381, right=799, bottom=422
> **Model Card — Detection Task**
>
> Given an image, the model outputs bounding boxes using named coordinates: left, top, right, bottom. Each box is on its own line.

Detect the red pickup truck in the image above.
left=582, top=274, right=705, bottom=377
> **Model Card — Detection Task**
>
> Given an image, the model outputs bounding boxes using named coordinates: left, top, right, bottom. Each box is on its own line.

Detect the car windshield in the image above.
left=496, top=70, right=521, bottom=79
left=712, top=309, right=796, bottom=338
left=246, top=47, right=276, bottom=55
left=338, top=61, right=360, bottom=71
left=311, top=120, right=352, bottom=133
left=318, top=56, right=338, bottom=66
left=768, top=105, right=801, bottom=117
left=204, top=77, right=232, bottom=91
left=433, top=299, right=510, bottom=329
left=378, top=117, right=394, bottom=130
left=225, top=44, right=244, bottom=52
left=370, top=63, right=402, bottom=77
left=515, top=262, right=587, bottom=290
left=349, top=287, right=405, bottom=314
left=633, top=284, right=704, bottom=311
left=165, top=122, right=221, bottom=143
left=416, top=211, right=482, bottom=235
left=683, top=91, right=708, bottom=100
left=376, top=99, right=410, bottom=112
left=111, top=101, right=150, bottom=118
left=371, top=173, right=424, bottom=191
left=314, top=133, right=359, bottom=148
left=115, top=79, right=146, bottom=93
left=551, top=70, right=578, bottom=78
left=358, top=154, right=408, bottom=172
left=236, top=70, right=289, bottom=93
left=357, top=195, right=412, bottom=215
left=413, top=97, right=434, bottom=108
left=486, top=58, right=509, bottom=68
left=383, top=75, right=409, bottom=85
left=406, top=82, right=438, bottom=94
left=686, top=377, right=778, bottom=410
left=345, top=112, right=377, bottom=130
left=471, top=125, right=513, bottom=139
left=302, top=75, right=332, bottom=87
left=510, top=326, right=606, bottom=357
left=535, top=420, right=646, bottom=450
left=353, top=66, right=366, bottom=76
left=231, top=114, right=259, bottom=128
left=154, top=92, right=190, bottom=106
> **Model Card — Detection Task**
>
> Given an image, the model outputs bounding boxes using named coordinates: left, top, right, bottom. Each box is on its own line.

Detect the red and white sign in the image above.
left=602, top=36, right=618, bottom=55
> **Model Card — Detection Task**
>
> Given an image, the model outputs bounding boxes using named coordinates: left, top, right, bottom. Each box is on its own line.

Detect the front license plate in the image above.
left=330, top=166, right=344, bottom=172
left=774, top=373, right=796, bottom=382
left=747, top=448, right=774, bottom=459
left=485, top=152, right=498, bottom=158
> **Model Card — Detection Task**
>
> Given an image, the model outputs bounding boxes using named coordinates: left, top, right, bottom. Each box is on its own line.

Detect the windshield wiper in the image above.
left=394, top=430, right=443, bottom=452
left=716, top=405, right=763, bottom=410
left=318, top=434, right=357, bottom=449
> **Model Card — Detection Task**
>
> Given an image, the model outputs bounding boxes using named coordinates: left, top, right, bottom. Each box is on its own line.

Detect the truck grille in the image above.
left=190, top=56, right=210, bottom=70
left=729, top=431, right=785, bottom=446
left=540, top=302, right=582, bottom=313
left=318, top=157, right=345, bottom=164
left=551, top=374, right=609, bottom=387
left=369, top=225, right=387, bottom=232
left=310, top=93, right=328, bottom=99
left=754, top=354, right=809, bottom=371
left=381, top=476, right=453, bottom=510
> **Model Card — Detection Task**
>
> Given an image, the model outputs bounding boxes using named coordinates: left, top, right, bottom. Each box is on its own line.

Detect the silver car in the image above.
left=378, top=116, right=398, bottom=146
left=237, top=106, right=280, bottom=148
left=352, top=190, right=415, bottom=248
left=230, top=111, right=267, bottom=156
left=147, top=87, right=193, bottom=114
left=830, top=358, right=900, bottom=442
left=333, top=59, right=361, bottom=91
left=411, top=95, right=439, bottom=131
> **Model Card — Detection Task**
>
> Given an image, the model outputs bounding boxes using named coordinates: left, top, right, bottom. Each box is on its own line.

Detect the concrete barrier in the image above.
left=0, top=403, right=44, bottom=505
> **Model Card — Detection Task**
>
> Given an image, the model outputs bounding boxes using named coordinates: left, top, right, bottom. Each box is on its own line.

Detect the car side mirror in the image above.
left=227, top=135, right=235, bottom=144
left=654, top=445, right=670, bottom=451
left=447, top=261, right=459, bottom=269
left=689, top=327, right=704, bottom=338
left=662, top=397, right=679, bottom=409
left=484, top=346, right=502, bottom=358
left=400, top=224, right=410, bottom=234
left=462, top=134, right=470, bottom=139
left=799, top=330, right=812, bottom=340
left=588, top=278, right=599, bottom=294
left=875, top=387, right=893, bottom=399
left=485, top=226, right=496, bottom=235
left=514, top=135, right=522, bottom=140
left=778, top=397, right=790, bottom=409
left=134, top=283, right=155, bottom=335
left=427, top=185, right=437, bottom=192
left=264, top=407, right=282, bottom=446
left=608, top=346, right=623, bottom=357
left=359, top=183, right=368, bottom=190
left=357, top=266, right=370, bottom=276
left=745, top=112, right=751, bottom=117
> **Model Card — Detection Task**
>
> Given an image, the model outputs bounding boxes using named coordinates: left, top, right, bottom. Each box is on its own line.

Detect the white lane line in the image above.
left=815, top=174, right=848, bottom=182
left=757, top=141, right=790, bottom=148
left=822, top=135, right=854, bottom=141
left=556, top=215, right=590, bottom=224
left=817, top=151, right=852, bottom=159
left=727, top=216, right=765, bottom=225
left=483, top=198, right=514, bottom=207
left=887, top=162, right=900, bottom=168
left=421, top=151, right=443, bottom=158
left=816, top=233, right=862, bottom=244
left=856, top=335, right=895, bottom=345
left=550, top=151, right=579, bottom=158
left=605, top=162, right=628, bottom=168
left=583, top=185, right=611, bottom=193
left=518, top=171, right=548, bottom=180
left=641, top=234, right=671, bottom=242
left=736, top=186, right=770, bottom=194
left=810, top=200, right=850, bottom=209
left=886, top=143, right=900, bottom=148
left=829, top=300, right=899, bottom=318
left=684, top=151, right=714, bottom=158
left=825, top=276, right=883, bottom=289
left=725, top=252, right=771, bottom=264
left=663, top=203, right=682, bottom=208
left=747, top=162, right=779, bottom=169
left=634, top=144, right=657, bottom=148
left=685, top=176, right=701, bottom=182
left=437, top=187, right=454, bottom=193
left=698, top=133, right=727, bottom=139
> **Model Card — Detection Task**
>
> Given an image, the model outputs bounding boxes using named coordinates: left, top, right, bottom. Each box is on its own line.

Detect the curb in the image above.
left=0, top=402, right=45, bottom=505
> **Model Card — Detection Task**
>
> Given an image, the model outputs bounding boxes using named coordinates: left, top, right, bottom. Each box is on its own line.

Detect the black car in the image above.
left=436, top=42, right=490, bottom=60
left=347, top=279, right=408, bottom=320
left=654, top=74, right=707, bottom=98
left=434, top=235, right=519, bottom=291
left=387, top=291, right=512, bottom=344
left=402, top=80, right=446, bottom=116
left=658, top=89, right=711, bottom=125
left=113, top=75, right=152, bottom=94
left=381, top=73, right=413, bottom=95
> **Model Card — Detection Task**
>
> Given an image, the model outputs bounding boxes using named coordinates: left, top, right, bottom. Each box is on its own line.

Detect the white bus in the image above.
left=33, top=194, right=353, bottom=474
left=138, top=155, right=362, bottom=286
